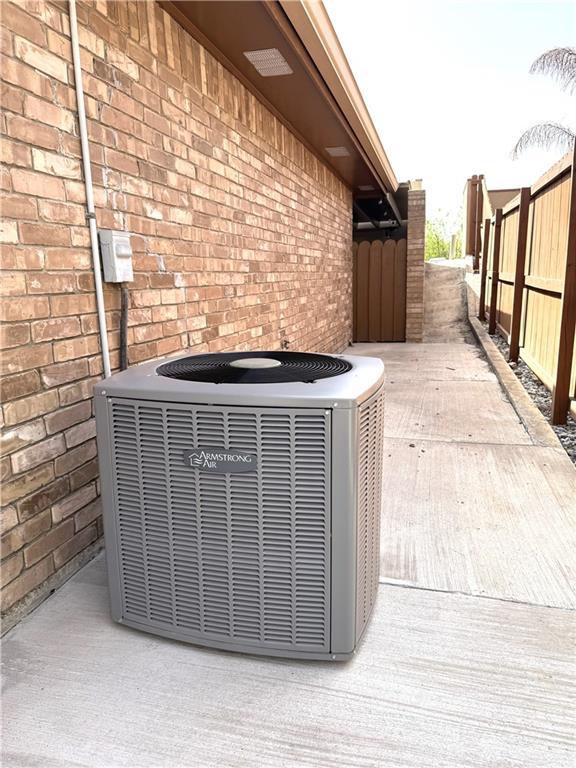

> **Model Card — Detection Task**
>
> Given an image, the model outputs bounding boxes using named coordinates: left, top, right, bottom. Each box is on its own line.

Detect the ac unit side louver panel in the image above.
left=109, top=400, right=331, bottom=653
left=356, top=390, right=385, bottom=639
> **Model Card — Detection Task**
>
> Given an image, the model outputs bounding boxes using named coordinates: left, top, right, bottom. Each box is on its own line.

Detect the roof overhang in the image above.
left=158, top=1, right=399, bottom=198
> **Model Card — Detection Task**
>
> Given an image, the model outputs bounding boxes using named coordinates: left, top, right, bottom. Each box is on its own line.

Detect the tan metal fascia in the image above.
left=279, top=0, right=399, bottom=195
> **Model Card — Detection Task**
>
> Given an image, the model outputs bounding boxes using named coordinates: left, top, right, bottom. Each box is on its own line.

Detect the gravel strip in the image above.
left=487, top=329, right=576, bottom=463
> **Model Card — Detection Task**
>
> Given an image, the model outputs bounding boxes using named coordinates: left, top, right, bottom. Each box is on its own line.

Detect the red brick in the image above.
left=32, top=148, right=81, bottom=179
left=17, top=476, right=70, bottom=522
left=1, top=419, right=46, bottom=456
left=3, top=390, right=59, bottom=426
left=31, top=317, right=81, bottom=342
left=1, top=194, right=39, bottom=220
left=68, top=457, right=99, bottom=492
left=53, top=335, right=99, bottom=362
left=38, top=200, right=85, bottom=225
left=24, top=519, right=74, bottom=567
left=2, top=463, right=55, bottom=506
left=0, top=166, right=11, bottom=192
left=50, top=294, right=95, bottom=316
left=45, top=400, right=91, bottom=435
left=4, top=114, right=60, bottom=151
left=106, top=47, right=139, bottom=80
left=2, top=552, right=24, bottom=586
left=1, top=370, right=42, bottom=402
left=0, top=221, right=18, bottom=244
left=27, top=272, right=76, bottom=293
left=105, top=147, right=139, bottom=175
left=1, top=509, right=51, bottom=559
left=57, top=377, right=97, bottom=406
left=53, top=523, right=98, bottom=569
left=0, top=139, right=32, bottom=168
left=40, top=359, right=90, bottom=388
left=54, top=439, right=97, bottom=476
left=52, top=483, right=97, bottom=524
left=10, top=168, right=66, bottom=199
left=0, top=342, right=53, bottom=376
left=0, top=323, right=30, bottom=349
left=14, top=36, right=68, bottom=82
left=1, top=555, right=54, bottom=612
left=2, top=4, right=47, bottom=48
left=44, top=248, right=92, bottom=270
left=0, top=81, right=23, bottom=114
left=1, top=456, right=12, bottom=484
left=1, top=506, right=19, bottom=535
left=74, top=498, right=102, bottom=532
left=0, top=296, right=49, bottom=322
left=65, top=417, right=96, bottom=449
left=1, top=57, right=53, bottom=100
left=46, top=28, right=69, bottom=59
left=0, top=272, right=26, bottom=296
left=10, top=434, right=66, bottom=474
left=23, top=93, right=76, bottom=132
left=100, top=105, right=134, bottom=133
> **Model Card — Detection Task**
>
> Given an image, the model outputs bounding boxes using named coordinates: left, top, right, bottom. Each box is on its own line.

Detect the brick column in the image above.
left=406, top=189, right=425, bottom=342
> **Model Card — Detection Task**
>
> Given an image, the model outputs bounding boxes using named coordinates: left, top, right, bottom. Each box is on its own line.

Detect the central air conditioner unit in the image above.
left=94, top=350, right=384, bottom=660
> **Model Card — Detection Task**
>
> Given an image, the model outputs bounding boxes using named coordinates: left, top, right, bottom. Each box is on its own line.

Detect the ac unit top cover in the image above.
left=94, top=350, right=384, bottom=410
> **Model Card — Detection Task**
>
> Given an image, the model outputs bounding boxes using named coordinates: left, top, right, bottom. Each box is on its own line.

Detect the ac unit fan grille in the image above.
left=109, top=399, right=331, bottom=652
left=156, top=351, right=352, bottom=384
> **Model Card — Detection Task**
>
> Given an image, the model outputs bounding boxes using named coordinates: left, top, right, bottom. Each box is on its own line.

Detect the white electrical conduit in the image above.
left=69, top=0, right=111, bottom=378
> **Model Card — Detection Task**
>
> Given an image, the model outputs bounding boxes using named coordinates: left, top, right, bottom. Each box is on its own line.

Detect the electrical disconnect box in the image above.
left=98, top=229, right=134, bottom=283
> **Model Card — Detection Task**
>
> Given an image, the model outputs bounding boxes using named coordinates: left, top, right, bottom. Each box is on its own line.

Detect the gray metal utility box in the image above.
left=94, top=351, right=384, bottom=660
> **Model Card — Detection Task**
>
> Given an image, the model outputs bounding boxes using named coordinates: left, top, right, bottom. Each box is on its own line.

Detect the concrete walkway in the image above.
left=3, top=291, right=576, bottom=766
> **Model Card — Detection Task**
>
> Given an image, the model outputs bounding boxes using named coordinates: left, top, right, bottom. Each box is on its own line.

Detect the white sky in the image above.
left=324, top=0, right=575, bottom=219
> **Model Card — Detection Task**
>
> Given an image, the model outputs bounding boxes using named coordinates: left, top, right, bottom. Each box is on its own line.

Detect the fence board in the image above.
left=478, top=218, right=490, bottom=321
left=369, top=241, right=382, bottom=341
left=488, top=209, right=502, bottom=334
left=353, top=238, right=407, bottom=342
left=551, top=145, right=576, bottom=423
left=356, top=241, right=370, bottom=341
left=509, top=188, right=531, bottom=361
left=476, top=152, right=574, bottom=423
left=393, top=239, right=407, bottom=341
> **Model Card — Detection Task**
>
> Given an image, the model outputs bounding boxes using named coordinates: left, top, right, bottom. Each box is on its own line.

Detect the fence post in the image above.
left=487, top=208, right=502, bottom=335
left=508, top=188, right=531, bottom=362
left=473, top=175, right=483, bottom=272
left=551, top=145, right=576, bottom=425
left=478, top=217, right=491, bottom=321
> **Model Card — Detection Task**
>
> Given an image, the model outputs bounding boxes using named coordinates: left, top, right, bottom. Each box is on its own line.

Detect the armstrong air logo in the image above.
left=183, top=448, right=257, bottom=474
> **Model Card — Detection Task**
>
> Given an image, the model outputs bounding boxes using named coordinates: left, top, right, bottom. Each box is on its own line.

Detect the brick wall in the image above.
left=406, top=189, right=425, bottom=342
left=0, top=0, right=353, bottom=626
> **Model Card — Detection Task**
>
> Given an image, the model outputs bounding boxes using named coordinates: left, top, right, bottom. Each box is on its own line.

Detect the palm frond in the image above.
left=529, top=47, right=576, bottom=93
left=511, top=122, right=575, bottom=159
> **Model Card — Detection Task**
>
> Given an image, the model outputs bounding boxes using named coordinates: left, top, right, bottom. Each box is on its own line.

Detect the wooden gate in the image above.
left=353, top=239, right=407, bottom=342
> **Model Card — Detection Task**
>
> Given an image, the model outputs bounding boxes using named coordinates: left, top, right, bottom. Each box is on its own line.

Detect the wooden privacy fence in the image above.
left=353, top=239, right=407, bottom=342
left=478, top=147, right=576, bottom=424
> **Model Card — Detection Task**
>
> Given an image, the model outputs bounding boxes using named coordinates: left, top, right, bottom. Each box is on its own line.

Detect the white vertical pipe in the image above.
left=69, top=0, right=111, bottom=378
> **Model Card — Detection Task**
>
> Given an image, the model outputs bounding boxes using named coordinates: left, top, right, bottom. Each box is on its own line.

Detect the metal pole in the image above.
left=69, top=0, right=111, bottom=378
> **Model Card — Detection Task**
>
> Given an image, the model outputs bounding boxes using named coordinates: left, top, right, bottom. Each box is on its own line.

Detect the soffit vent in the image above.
left=358, top=185, right=375, bottom=191
left=325, top=146, right=350, bottom=157
left=243, top=48, right=293, bottom=77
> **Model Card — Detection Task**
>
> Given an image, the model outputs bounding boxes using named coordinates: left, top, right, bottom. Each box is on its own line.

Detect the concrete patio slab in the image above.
left=2, top=555, right=574, bottom=768
left=351, top=341, right=496, bottom=383
left=384, top=380, right=531, bottom=445
left=381, top=439, right=576, bottom=608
